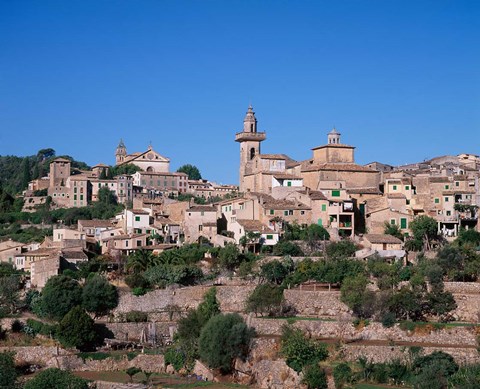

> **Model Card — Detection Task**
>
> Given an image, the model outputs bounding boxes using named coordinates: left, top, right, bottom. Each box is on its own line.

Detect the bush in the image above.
left=245, top=284, right=285, bottom=317
left=81, top=274, right=118, bottom=317
left=198, top=313, right=254, bottom=373
left=381, top=312, right=396, bottom=328
left=0, top=351, right=17, bottom=388
left=11, top=319, right=24, bottom=333
left=39, top=275, right=82, bottom=320
left=280, top=325, right=328, bottom=373
left=56, top=306, right=97, bottom=351
left=25, top=318, right=57, bottom=337
left=24, top=368, right=88, bottom=389
left=326, top=240, right=357, bottom=260
left=125, top=273, right=150, bottom=289
left=303, top=364, right=328, bottom=389
left=132, top=287, right=148, bottom=296
left=125, top=311, right=148, bottom=322
left=273, top=241, right=304, bottom=256
left=164, top=346, right=186, bottom=371
left=333, top=362, right=352, bottom=388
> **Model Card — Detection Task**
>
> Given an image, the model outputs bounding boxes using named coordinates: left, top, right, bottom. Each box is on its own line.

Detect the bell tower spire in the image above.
left=235, top=105, right=266, bottom=192
left=115, top=139, right=127, bottom=165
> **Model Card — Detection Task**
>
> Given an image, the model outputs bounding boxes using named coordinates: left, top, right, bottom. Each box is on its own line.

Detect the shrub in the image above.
left=24, top=368, right=88, bottom=389
left=81, top=274, right=118, bottom=317
left=245, top=284, right=284, bottom=317
left=39, top=275, right=82, bottom=320
left=381, top=312, right=396, bottom=328
left=280, top=325, right=328, bottom=373
left=164, top=346, right=186, bottom=371
left=125, top=311, right=148, bottom=322
left=273, top=241, right=304, bottom=256
left=125, top=273, right=150, bottom=289
left=0, top=351, right=17, bottom=389
left=333, top=362, right=352, bottom=388
left=56, top=306, right=97, bottom=351
left=198, top=313, right=255, bottom=373
left=132, top=287, right=148, bottom=296
left=303, top=364, right=328, bottom=389
left=11, top=319, right=24, bottom=333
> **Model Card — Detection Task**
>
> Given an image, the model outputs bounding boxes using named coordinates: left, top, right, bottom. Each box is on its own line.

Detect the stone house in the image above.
left=133, top=171, right=188, bottom=196
left=0, top=240, right=26, bottom=264
left=101, top=234, right=148, bottom=256
left=183, top=205, right=217, bottom=244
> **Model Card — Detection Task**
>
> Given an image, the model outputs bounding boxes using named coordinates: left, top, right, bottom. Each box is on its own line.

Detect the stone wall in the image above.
left=445, top=282, right=480, bottom=294
left=284, top=289, right=350, bottom=318
left=249, top=318, right=478, bottom=347
left=105, top=322, right=176, bottom=342
left=341, top=344, right=480, bottom=365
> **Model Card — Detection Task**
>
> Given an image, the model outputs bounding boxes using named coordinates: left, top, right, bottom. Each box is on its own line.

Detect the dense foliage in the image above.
left=176, top=164, right=202, bottom=180
left=198, top=313, right=255, bottom=373
left=81, top=275, right=119, bottom=317
left=57, top=306, right=97, bottom=351
left=24, top=367, right=89, bottom=389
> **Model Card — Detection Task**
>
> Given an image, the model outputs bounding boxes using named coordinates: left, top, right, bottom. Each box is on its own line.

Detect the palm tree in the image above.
left=126, top=249, right=158, bottom=273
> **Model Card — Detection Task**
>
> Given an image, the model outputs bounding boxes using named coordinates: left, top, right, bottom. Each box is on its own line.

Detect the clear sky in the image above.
left=1, top=0, right=479, bottom=184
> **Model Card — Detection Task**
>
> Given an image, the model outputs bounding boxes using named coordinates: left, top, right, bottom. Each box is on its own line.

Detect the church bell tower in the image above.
left=115, top=139, right=127, bottom=165
left=235, top=105, right=266, bottom=192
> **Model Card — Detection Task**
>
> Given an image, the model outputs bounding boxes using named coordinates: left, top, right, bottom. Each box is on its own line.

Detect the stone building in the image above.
left=115, top=141, right=170, bottom=173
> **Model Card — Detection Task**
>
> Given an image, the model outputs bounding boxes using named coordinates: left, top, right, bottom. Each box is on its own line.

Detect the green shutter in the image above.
left=434, top=198, right=439, bottom=204
left=400, top=218, right=407, bottom=229
left=287, top=181, right=292, bottom=187
left=266, top=234, right=273, bottom=239
left=317, top=219, right=323, bottom=226
left=321, top=204, right=327, bottom=211
left=332, top=190, right=340, bottom=197
left=393, top=185, right=397, bottom=190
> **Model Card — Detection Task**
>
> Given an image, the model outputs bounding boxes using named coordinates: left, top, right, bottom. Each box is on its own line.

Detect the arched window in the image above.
left=250, top=148, right=256, bottom=160
left=250, top=123, right=254, bottom=132
left=146, top=166, right=153, bottom=172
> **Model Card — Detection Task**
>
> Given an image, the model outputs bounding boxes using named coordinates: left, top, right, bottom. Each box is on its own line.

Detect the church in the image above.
left=115, top=140, right=170, bottom=173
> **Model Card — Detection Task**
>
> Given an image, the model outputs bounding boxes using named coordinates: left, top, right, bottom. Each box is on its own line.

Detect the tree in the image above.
left=410, top=215, right=438, bottom=250
left=198, top=313, right=255, bottom=373
left=273, top=241, right=304, bottom=256
left=97, top=186, right=118, bottom=206
left=412, top=351, right=458, bottom=389
left=260, top=258, right=294, bottom=284
left=384, top=221, right=403, bottom=239
left=217, top=243, right=241, bottom=270
left=326, top=240, right=357, bottom=260
left=21, top=157, right=32, bottom=189
left=81, top=275, right=119, bottom=317
left=0, top=275, right=21, bottom=314
left=245, top=284, right=284, bottom=317
left=125, top=367, right=142, bottom=383
left=280, top=325, right=328, bottom=373
left=0, top=352, right=17, bottom=388
left=197, top=287, right=220, bottom=324
left=303, top=364, right=328, bottom=389
left=126, top=249, right=158, bottom=274
left=57, top=306, right=97, bottom=351
left=24, top=368, right=89, bottom=389
left=177, top=164, right=202, bottom=180
left=340, top=275, right=374, bottom=318
left=303, top=224, right=330, bottom=250
left=457, top=229, right=480, bottom=248
left=39, top=275, right=82, bottom=320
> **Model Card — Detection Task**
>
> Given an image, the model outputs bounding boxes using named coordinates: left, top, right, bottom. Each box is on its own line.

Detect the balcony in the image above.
left=235, top=131, right=266, bottom=142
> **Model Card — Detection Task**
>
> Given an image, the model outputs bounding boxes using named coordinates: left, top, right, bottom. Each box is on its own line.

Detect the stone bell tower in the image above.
left=115, top=139, right=127, bottom=165
left=234, top=105, right=266, bottom=192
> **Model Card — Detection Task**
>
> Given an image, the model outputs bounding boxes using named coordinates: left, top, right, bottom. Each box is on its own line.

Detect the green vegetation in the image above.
left=37, top=275, right=83, bottom=321
left=280, top=325, right=328, bottom=373
left=303, top=364, right=328, bottom=389
left=24, top=368, right=89, bottom=389
left=57, top=306, right=97, bottom=351
left=177, top=164, right=202, bottom=180
left=245, top=284, right=285, bottom=317
left=198, top=313, right=255, bottom=373
left=0, top=351, right=17, bottom=388
left=81, top=274, right=119, bottom=318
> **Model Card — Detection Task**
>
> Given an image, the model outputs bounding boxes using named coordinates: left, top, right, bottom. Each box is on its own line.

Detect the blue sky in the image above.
left=1, top=0, right=479, bottom=184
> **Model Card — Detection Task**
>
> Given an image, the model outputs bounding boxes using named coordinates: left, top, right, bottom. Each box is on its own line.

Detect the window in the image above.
left=434, top=198, right=439, bottom=204
left=80, top=195, right=83, bottom=200
left=300, top=211, right=305, bottom=215
left=445, top=197, right=449, bottom=202
left=321, top=204, right=327, bottom=211
left=284, top=210, right=288, bottom=216
left=390, top=219, right=396, bottom=225
left=288, top=210, right=293, bottom=216
left=266, top=234, right=273, bottom=240
left=137, top=240, right=142, bottom=247
left=135, top=216, right=140, bottom=222
left=393, top=185, right=397, bottom=190
left=74, top=187, right=77, bottom=193
left=405, top=185, right=410, bottom=190
left=445, top=185, right=449, bottom=189
left=455, top=181, right=459, bottom=187
left=318, top=218, right=323, bottom=226
left=125, top=241, right=129, bottom=247
left=287, top=181, right=292, bottom=187
left=400, top=218, right=407, bottom=229
left=199, top=225, right=203, bottom=232
left=446, top=210, right=451, bottom=216
left=332, top=190, right=340, bottom=197
left=74, top=195, right=77, bottom=200
left=270, top=209, right=274, bottom=215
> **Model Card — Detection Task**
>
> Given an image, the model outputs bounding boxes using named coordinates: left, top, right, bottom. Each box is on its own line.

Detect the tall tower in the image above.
left=235, top=105, right=266, bottom=192
left=115, top=139, right=127, bottom=165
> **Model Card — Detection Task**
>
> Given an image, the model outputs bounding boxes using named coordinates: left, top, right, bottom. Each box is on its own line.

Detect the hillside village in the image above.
left=1, top=107, right=480, bottom=388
